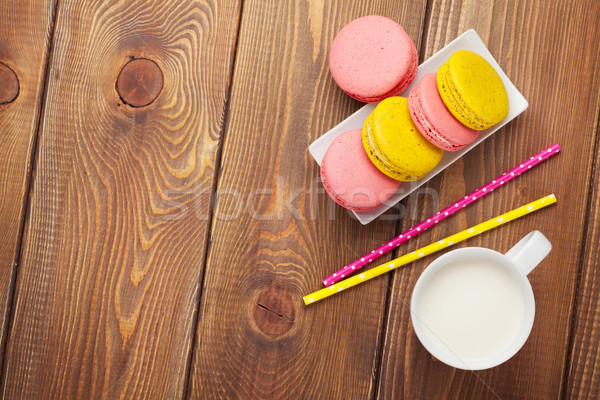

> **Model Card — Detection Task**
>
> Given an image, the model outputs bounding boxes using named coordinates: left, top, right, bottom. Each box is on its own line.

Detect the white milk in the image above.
left=414, top=258, right=525, bottom=360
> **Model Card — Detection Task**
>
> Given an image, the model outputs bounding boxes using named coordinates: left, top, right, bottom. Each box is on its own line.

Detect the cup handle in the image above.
left=505, top=231, right=552, bottom=276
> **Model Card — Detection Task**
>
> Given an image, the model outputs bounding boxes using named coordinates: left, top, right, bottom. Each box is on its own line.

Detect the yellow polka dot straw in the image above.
left=304, top=194, right=557, bottom=305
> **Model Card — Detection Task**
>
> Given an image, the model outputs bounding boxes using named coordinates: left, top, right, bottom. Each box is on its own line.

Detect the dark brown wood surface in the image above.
left=0, top=0, right=241, bottom=397
left=0, top=0, right=56, bottom=367
left=565, top=137, right=600, bottom=397
left=1, top=0, right=600, bottom=398
left=187, top=1, right=427, bottom=398
left=376, top=1, right=600, bottom=399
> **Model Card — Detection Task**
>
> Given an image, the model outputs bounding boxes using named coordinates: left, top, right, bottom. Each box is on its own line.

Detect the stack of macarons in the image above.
left=321, top=16, right=510, bottom=212
left=362, top=96, right=443, bottom=182
left=409, top=50, right=510, bottom=150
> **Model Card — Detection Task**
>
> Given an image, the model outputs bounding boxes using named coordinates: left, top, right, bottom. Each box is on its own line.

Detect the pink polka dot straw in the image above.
left=322, top=143, right=561, bottom=287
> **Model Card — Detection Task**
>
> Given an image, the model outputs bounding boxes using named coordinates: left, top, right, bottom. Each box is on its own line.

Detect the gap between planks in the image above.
left=369, top=1, right=433, bottom=398
left=180, top=1, right=246, bottom=399
left=559, top=80, right=600, bottom=400
left=0, top=0, right=61, bottom=389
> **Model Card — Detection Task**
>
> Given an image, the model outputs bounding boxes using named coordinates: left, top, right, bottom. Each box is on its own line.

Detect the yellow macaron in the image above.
left=362, top=97, right=443, bottom=181
left=436, top=50, right=509, bottom=130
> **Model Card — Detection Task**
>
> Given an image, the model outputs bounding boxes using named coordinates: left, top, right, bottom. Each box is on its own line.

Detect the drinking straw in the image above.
left=305, top=194, right=557, bottom=305
left=322, top=144, right=561, bottom=286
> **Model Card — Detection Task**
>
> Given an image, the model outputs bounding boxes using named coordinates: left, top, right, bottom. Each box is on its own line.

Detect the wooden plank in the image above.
left=0, top=0, right=55, bottom=365
left=187, top=1, right=428, bottom=398
left=0, top=0, right=242, bottom=397
left=376, top=0, right=600, bottom=398
left=564, top=127, right=600, bottom=395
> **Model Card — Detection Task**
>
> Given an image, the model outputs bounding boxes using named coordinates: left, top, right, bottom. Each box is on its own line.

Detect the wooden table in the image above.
left=1, top=0, right=599, bottom=398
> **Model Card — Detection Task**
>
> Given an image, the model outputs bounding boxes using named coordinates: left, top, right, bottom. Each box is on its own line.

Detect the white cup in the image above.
left=410, top=231, right=552, bottom=370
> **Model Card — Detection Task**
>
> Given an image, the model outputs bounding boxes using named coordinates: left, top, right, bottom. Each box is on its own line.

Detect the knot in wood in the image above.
left=0, top=63, right=19, bottom=105
left=116, top=58, right=163, bottom=107
left=254, top=290, right=295, bottom=338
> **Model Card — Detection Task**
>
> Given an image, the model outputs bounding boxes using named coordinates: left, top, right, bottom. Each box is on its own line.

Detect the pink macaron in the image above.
left=408, top=73, right=479, bottom=151
left=329, top=16, right=418, bottom=103
left=320, top=129, right=401, bottom=211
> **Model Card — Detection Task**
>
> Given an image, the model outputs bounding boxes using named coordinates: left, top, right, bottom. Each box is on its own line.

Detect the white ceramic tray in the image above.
left=309, top=29, right=528, bottom=224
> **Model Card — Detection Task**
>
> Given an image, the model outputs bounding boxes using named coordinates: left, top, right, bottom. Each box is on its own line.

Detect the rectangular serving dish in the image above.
left=309, top=29, right=528, bottom=224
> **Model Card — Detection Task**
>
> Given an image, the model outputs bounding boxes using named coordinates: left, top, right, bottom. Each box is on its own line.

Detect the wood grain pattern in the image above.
left=0, top=0, right=241, bottom=397
left=2, top=0, right=600, bottom=397
left=187, top=1, right=428, bottom=398
left=376, top=0, right=600, bottom=398
left=0, top=63, right=20, bottom=105
left=0, top=0, right=55, bottom=366
left=565, top=130, right=600, bottom=397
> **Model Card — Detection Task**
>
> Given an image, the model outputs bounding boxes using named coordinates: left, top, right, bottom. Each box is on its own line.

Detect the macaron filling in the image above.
left=362, top=97, right=444, bottom=182
left=363, top=119, right=414, bottom=181
left=409, top=73, right=479, bottom=151
left=436, top=51, right=510, bottom=130
left=410, top=98, right=461, bottom=150
left=437, top=63, right=490, bottom=130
